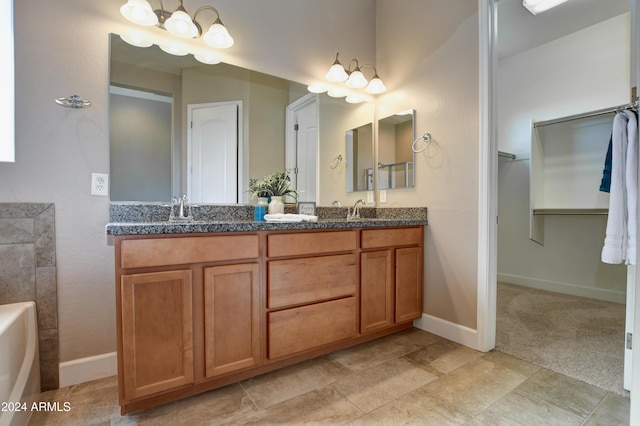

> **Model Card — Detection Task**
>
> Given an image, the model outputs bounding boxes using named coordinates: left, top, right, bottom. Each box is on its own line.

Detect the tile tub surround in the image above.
left=107, top=202, right=428, bottom=235
left=0, top=202, right=58, bottom=391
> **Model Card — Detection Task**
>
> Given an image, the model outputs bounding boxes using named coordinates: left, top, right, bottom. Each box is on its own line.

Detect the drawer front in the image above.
left=361, top=227, right=422, bottom=249
left=268, top=297, right=357, bottom=359
left=267, top=230, right=357, bottom=258
left=268, top=254, right=357, bottom=308
left=121, top=234, right=259, bottom=269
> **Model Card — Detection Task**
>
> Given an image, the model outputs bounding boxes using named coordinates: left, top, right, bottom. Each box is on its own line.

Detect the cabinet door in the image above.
left=204, top=263, right=261, bottom=378
left=395, top=247, right=423, bottom=323
left=121, top=270, right=194, bottom=400
left=360, top=250, right=393, bottom=333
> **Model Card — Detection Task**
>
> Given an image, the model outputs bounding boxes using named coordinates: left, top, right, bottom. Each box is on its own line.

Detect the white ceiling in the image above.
left=497, top=0, right=630, bottom=59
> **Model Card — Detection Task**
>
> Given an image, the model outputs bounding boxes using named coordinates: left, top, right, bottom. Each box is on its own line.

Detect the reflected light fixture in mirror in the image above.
left=120, top=0, right=234, bottom=48
left=325, top=52, right=387, bottom=94
left=522, top=0, right=568, bottom=15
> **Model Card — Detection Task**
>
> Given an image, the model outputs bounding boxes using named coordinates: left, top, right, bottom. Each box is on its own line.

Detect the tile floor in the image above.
left=28, top=328, right=630, bottom=425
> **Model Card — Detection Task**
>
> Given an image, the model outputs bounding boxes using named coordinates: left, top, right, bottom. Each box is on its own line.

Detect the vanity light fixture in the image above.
left=120, top=0, right=234, bottom=49
left=325, top=52, right=387, bottom=94
left=522, top=0, right=568, bottom=15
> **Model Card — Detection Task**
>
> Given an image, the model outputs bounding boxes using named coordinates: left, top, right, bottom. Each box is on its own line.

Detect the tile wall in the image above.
left=0, top=203, right=58, bottom=391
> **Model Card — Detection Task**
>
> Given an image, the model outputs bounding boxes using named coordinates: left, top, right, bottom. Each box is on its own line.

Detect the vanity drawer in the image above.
left=268, top=254, right=357, bottom=308
left=267, top=230, right=357, bottom=257
left=361, top=227, right=422, bottom=249
left=268, top=297, right=357, bottom=359
left=120, top=234, right=259, bottom=269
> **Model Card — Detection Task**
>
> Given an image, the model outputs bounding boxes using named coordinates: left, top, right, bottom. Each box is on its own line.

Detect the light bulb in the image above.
left=203, top=22, right=234, bottom=48
left=325, top=63, right=348, bottom=82
left=307, top=85, right=327, bottom=93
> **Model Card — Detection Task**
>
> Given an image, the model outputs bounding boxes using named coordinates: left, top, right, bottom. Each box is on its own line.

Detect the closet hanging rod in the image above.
left=533, top=101, right=639, bottom=128
left=498, top=151, right=516, bottom=159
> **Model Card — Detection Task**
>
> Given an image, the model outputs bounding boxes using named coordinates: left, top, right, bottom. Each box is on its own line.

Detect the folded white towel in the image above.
left=264, top=213, right=318, bottom=223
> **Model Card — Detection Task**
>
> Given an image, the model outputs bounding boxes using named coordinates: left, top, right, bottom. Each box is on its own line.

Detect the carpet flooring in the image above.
left=495, top=282, right=628, bottom=396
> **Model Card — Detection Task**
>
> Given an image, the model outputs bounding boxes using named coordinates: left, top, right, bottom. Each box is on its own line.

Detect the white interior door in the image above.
left=188, top=102, right=239, bottom=203
left=286, top=94, right=318, bottom=203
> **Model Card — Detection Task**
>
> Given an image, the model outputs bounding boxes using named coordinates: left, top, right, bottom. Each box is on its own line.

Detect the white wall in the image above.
left=3, top=0, right=376, bottom=373
left=498, top=14, right=630, bottom=302
left=376, top=0, right=481, bottom=330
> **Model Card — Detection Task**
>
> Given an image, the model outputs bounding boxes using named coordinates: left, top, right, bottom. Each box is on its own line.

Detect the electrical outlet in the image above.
left=380, top=190, right=387, bottom=203
left=91, top=173, right=109, bottom=196
left=366, top=191, right=374, bottom=204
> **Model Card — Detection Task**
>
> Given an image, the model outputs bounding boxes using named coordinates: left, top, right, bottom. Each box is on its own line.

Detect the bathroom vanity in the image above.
left=107, top=204, right=427, bottom=414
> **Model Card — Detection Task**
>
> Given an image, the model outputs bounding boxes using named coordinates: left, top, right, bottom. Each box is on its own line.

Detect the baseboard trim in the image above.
left=59, top=352, right=117, bottom=388
left=498, top=273, right=626, bottom=304
left=413, top=314, right=478, bottom=350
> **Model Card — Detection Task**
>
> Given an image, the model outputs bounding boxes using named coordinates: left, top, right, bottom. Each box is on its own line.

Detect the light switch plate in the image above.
left=367, top=191, right=374, bottom=204
left=380, top=190, right=387, bottom=203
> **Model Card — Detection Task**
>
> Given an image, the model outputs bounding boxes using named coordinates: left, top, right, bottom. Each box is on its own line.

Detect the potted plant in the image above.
left=247, top=178, right=270, bottom=206
left=259, top=170, right=298, bottom=214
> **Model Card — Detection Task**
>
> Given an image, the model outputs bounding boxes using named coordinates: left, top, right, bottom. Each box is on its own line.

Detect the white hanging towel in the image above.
left=625, top=111, right=638, bottom=265
left=601, top=111, right=638, bottom=265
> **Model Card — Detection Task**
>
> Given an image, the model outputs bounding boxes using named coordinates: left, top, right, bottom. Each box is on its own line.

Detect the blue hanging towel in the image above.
left=600, top=134, right=612, bottom=193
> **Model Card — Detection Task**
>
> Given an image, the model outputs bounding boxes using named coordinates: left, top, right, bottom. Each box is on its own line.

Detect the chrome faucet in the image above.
left=170, top=194, right=192, bottom=221
left=347, top=199, right=366, bottom=220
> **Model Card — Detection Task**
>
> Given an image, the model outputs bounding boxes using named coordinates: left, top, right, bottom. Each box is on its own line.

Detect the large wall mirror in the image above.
left=109, top=34, right=374, bottom=205
left=377, top=110, right=415, bottom=189
left=346, top=123, right=374, bottom=192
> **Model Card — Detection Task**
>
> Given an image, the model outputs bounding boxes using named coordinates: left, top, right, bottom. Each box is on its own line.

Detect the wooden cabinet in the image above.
left=203, top=263, right=261, bottom=378
left=360, top=228, right=423, bottom=334
left=120, top=269, right=194, bottom=400
left=115, top=225, right=423, bottom=414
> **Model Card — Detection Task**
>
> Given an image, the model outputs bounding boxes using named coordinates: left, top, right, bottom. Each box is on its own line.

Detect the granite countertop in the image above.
left=106, top=203, right=428, bottom=236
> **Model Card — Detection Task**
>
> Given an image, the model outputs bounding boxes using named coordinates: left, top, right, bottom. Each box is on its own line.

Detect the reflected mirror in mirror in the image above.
left=377, top=110, right=415, bottom=189
left=345, top=123, right=374, bottom=192
left=109, top=33, right=374, bottom=205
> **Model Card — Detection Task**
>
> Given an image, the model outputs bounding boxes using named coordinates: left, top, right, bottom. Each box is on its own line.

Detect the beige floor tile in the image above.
left=114, top=382, right=256, bottom=425
left=392, top=327, right=443, bottom=347
left=479, top=351, right=541, bottom=377
left=466, top=391, right=583, bottom=426
left=235, top=386, right=362, bottom=425
left=241, top=355, right=350, bottom=409
left=332, top=357, right=438, bottom=413
left=328, top=332, right=423, bottom=372
left=516, top=368, right=607, bottom=419
left=347, top=387, right=470, bottom=426
left=421, top=356, right=528, bottom=416
left=405, top=339, right=483, bottom=375
left=584, top=392, right=630, bottom=425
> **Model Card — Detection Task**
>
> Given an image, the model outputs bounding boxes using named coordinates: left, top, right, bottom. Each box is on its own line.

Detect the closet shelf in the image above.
left=533, top=208, right=608, bottom=216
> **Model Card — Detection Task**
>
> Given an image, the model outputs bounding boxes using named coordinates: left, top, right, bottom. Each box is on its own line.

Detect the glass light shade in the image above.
left=194, top=51, right=222, bottom=64
left=307, top=85, right=327, bottom=93
left=365, top=77, right=387, bottom=94
left=165, top=10, right=198, bottom=38
left=327, top=88, right=347, bottom=98
left=325, top=64, right=348, bottom=82
left=522, top=0, right=568, bottom=15
left=120, top=0, right=158, bottom=26
left=203, top=23, right=234, bottom=48
left=159, top=42, right=189, bottom=56
left=345, top=70, right=367, bottom=88
left=345, top=95, right=365, bottom=104
left=120, top=33, right=153, bottom=48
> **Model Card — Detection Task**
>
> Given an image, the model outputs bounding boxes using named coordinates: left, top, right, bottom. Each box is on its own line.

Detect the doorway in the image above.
left=286, top=94, right=319, bottom=203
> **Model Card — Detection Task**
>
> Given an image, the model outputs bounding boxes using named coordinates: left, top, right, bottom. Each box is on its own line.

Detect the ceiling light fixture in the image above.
left=120, top=0, right=234, bottom=49
left=522, top=0, right=568, bottom=15
left=325, top=52, right=387, bottom=94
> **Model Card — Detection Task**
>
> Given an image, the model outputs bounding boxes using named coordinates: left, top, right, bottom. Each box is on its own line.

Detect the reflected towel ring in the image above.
left=55, top=95, right=91, bottom=108
left=412, top=133, right=432, bottom=153
left=330, top=154, right=344, bottom=169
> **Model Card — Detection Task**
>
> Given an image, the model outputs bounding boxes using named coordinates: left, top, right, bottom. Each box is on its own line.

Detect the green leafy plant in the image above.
left=247, top=170, right=298, bottom=200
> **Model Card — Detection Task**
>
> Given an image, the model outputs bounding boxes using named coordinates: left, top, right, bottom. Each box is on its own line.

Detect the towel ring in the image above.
left=330, top=154, right=344, bottom=169
left=55, top=95, right=91, bottom=109
left=412, top=133, right=432, bottom=153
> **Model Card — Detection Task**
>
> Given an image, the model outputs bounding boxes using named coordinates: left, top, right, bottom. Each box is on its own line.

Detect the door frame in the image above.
left=285, top=93, right=319, bottom=202
left=478, top=0, right=639, bottom=422
left=187, top=100, right=244, bottom=203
